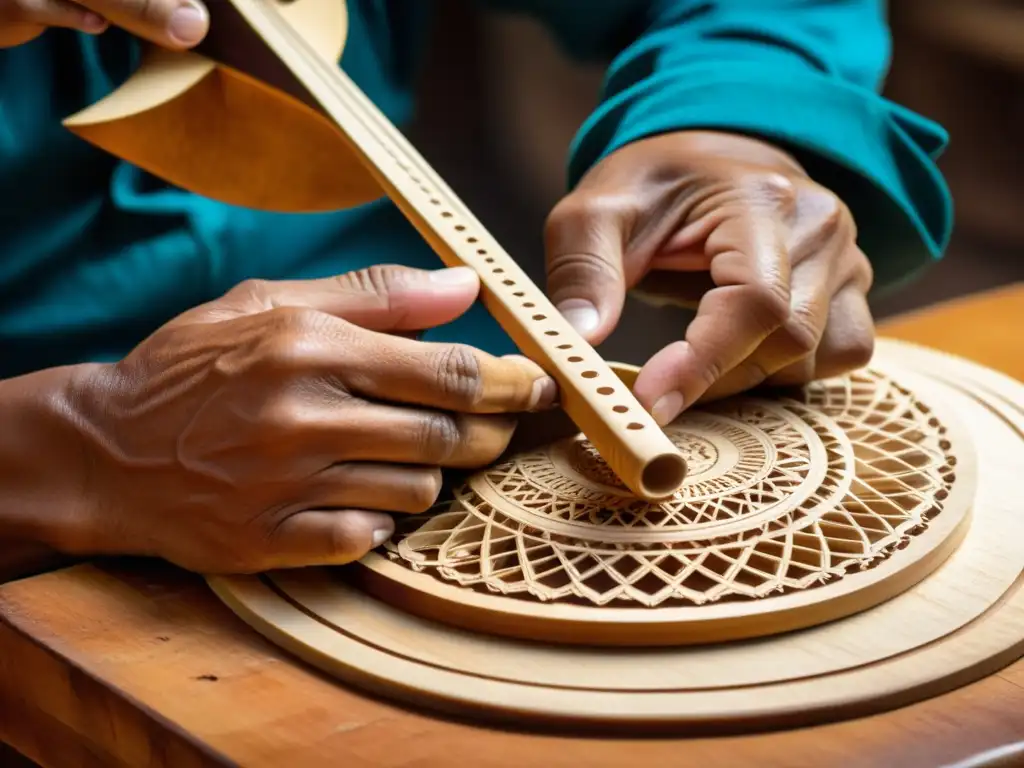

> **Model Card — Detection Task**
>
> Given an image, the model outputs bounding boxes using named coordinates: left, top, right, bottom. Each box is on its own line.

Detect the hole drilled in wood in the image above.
left=642, top=453, right=689, bottom=498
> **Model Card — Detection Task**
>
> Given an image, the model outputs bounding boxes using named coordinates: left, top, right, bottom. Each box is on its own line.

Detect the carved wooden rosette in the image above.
left=352, top=366, right=965, bottom=645
left=209, top=341, right=1024, bottom=732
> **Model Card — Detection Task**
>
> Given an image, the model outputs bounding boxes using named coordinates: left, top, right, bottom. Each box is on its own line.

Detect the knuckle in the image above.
left=546, top=194, right=594, bottom=229
left=546, top=249, right=620, bottom=284
left=257, top=335, right=308, bottom=374
left=862, top=260, right=874, bottom=291
left=416, top=412, right=462, bottom=463
left=327, top=515, right=372, bottom=562
left=811, top=193, right=845, bottom=239
left=742, top=281, right=791, bottom=332
left=470, top=417, right=518, bottom=467
left=257, top=307, right=328, bottom=368
left=852, top=336, right=876, bottom=368
left=229, top=277, right=271, bottom=302
left=273, top=304, right=325, bottom=333
left=852, top=249, right=874, bottom=292
left=545, top=193, right=626, bottom=243
left=216, top=278, right=277, bottom=315
left=258, top=395, right=307, bottom=433
left=433, top=344, right=483, bottom=407
left=743, top=359, right=772, bottom=387
left=783, top=303, right=823, bottom=356
left=697, top=356, right=727, bottom=392
left=545, top=247, right=621, bottom=307
left=408, top=470, right=444, bottom=512
left=746, top=172, right=797, bottom=210
left=802, top=187, right=856, bottom=243
left=543, top=193, right=625, bottom=299
left=836, top=331, right=875, bottom=371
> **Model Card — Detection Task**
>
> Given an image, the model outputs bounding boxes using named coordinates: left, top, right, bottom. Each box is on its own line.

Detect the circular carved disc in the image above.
left=352, top=364, right=968, bottom=645
left=208, top=340, right=1024, bottom=733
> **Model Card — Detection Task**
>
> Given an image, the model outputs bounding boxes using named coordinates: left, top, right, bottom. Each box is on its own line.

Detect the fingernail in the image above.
left=429, top=266, right=477, bottom=286
left=652, top=391, right=684, bottom=426
left=529, top=376, right=558, bottom=411
left=168, top=2, right=208, bottom=46
left=371, top=523, right=394, bottom=549
left=556, top=299, right=599, bottom=336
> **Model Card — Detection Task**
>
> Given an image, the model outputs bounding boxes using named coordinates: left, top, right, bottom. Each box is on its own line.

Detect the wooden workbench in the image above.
left=1, top=283, right=1023, bottom=768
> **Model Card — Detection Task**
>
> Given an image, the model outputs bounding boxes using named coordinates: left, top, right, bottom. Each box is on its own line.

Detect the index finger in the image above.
left=632, top=212, right=791, bottom=424
left=336, top=329, right=559, bottom=415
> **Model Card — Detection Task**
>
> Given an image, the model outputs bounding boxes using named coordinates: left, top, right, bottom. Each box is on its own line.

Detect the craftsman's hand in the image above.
left=545, top=130, right=875, bottom=426
left=0, top=0, right=208, bottom=49
left=51, top=265, right=556, bottom=574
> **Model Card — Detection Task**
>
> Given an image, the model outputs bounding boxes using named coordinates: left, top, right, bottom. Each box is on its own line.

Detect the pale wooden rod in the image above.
left=232, top=0, right=688, bottom=499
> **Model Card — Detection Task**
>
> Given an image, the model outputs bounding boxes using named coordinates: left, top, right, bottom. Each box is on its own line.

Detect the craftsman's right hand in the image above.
left=0, top=0, right=208, bottom=49
left=53, top=265, right=557, bottom=574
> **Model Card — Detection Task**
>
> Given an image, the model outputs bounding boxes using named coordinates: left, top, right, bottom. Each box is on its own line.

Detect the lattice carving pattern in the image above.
left=384, top=370, right=957, bottom=607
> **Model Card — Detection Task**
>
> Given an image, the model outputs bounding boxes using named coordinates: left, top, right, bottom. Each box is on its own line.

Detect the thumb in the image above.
left=78, top=0, right=209, bottom=50
left=183, top=265, right=482, bottom=333
left=543, top=198, right=629, bottom=345
left=328, top=264, right=481, bottom=331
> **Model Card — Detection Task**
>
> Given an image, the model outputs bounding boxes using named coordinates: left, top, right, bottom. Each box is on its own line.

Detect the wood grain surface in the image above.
left=0, top=282, right=1022, bottom=768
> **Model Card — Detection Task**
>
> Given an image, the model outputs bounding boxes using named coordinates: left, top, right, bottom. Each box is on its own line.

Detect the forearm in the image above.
left=0, top=364, right=101, bottom=552
left=486, top=0, right=952, bottom=292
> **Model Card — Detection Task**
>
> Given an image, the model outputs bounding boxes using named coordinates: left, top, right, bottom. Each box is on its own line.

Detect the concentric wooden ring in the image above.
left=208, top=340, right=1024, bottom=734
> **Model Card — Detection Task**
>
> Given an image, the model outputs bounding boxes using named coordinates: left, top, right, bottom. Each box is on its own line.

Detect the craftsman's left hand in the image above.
left=545, top=130, right=875, bottom=426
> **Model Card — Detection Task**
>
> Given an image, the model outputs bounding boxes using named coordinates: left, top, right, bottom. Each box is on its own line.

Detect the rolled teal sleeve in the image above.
left=482, top=0, right=953, bottom=292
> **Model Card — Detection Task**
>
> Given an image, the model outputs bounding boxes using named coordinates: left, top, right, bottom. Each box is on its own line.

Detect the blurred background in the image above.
left=408, top=0, right=1024, bottom=363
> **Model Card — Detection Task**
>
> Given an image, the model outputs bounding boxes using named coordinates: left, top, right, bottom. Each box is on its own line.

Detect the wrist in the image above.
left=0, top=363, right=112, bottom=553
left=664, top=130, right=808, bottom=176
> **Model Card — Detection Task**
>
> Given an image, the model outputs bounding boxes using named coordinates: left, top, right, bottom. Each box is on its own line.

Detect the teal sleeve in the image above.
left=480, top=0, right=953, bottom=292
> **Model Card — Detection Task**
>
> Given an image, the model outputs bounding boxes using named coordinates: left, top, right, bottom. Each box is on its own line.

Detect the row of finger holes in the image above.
left=400, top=157, right=645, bottom=431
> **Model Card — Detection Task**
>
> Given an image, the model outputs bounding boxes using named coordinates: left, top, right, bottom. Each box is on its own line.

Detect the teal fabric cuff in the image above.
left=566, top=62, right=954, bottom=292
